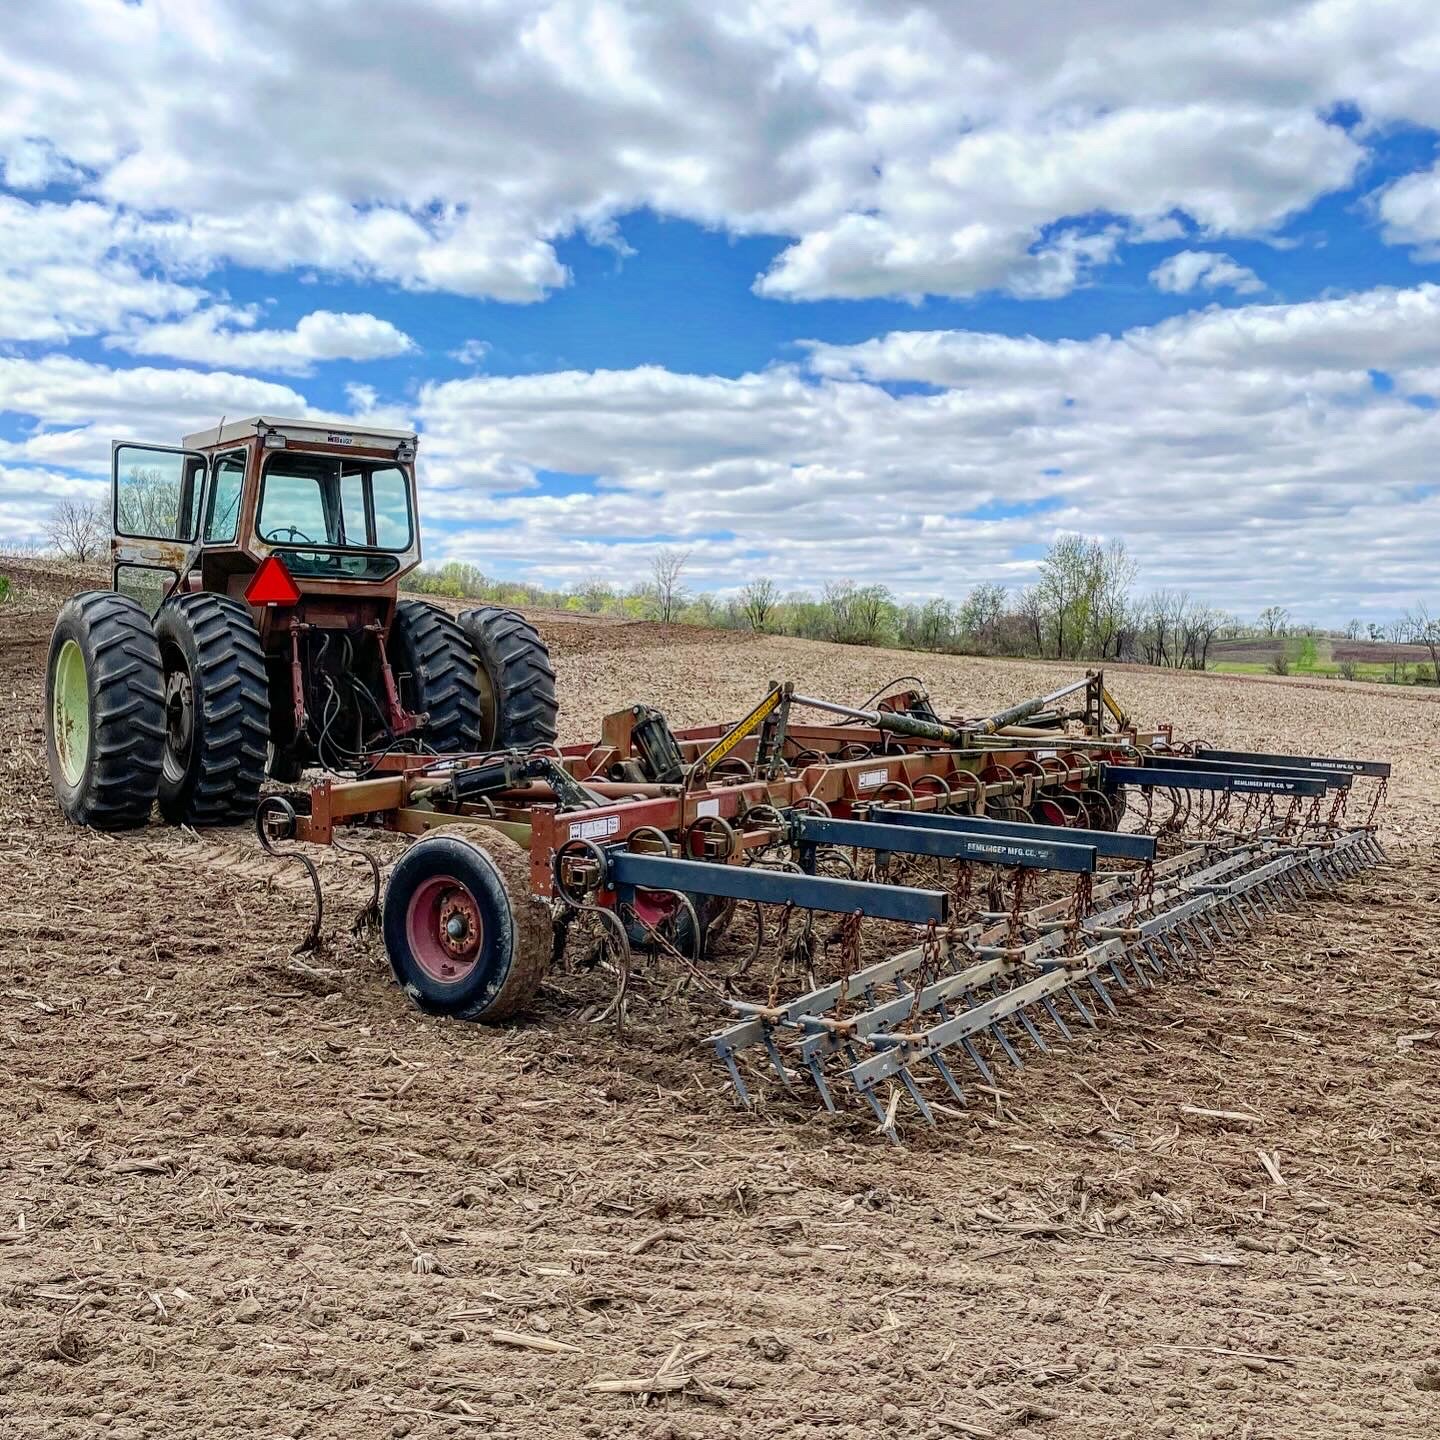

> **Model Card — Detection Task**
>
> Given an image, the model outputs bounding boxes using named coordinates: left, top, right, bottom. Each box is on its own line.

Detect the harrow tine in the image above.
left=806, top=1054, right=838, bottom=1112
left=898, top=1067, right=936, bottom=1126
left=1067, top=985, right=1097, bottom=1028
left=962, top=1037, right=997, bottom=1087
left=1105, top=958, right=1132, bottom=994
left=989, top=1022, right=1025, bottom=1068
left=715, top=1044, right=752, bottom=1108
left=931, top=1052, right=967, bottom=1104
left=1039, top=995, right=1073, bottom=1040
left=1012, top=999, right=1049, bottom=1053
left=1087, top=972, right=1119, bottom=1017
left=762, top=1030, right=796, bottom=1093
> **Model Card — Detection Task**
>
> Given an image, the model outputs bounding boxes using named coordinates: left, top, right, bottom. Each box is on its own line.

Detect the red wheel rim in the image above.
left=405, top=873, right=484, bottom=984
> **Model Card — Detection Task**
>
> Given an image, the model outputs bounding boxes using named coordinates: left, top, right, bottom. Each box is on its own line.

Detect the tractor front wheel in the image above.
left=154, top=594, right=270, bottom=826
left=383, top=826, right=550, bottom=1022
left=45, top=591, right=166, bottom=829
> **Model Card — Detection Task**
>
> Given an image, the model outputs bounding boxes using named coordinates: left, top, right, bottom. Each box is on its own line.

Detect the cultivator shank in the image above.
left=261, top=670, right=1391, bottom=1143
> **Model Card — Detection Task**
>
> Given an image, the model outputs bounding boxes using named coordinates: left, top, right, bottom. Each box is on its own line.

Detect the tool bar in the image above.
left=864, top=806, right=1157, bottom=862
left=606, top=849, right=948, bottom=925
left=1139, top=753, right=1350, bottom=790
left=1100, top=763, right=1327, bottom=797
left=794, top=815, right=1097, bottom=874
left=1194, top=747, right=1391, bottom=780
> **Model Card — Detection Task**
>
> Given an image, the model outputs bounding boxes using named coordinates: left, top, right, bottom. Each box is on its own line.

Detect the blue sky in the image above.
left=3, top=1, right=1440, bottom=623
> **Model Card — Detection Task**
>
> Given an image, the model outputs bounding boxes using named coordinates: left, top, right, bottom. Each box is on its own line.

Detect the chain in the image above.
left=824, top=908, right=864, bottom=1017
left=1125, top=857, right=1156, bottom=927
left=946, top=859, right=974, bottom=950
left=768, top=900, right=795, bottom=1008
left=1365, top=774, right=1388, bottom=830
left=910, top=919, right=943, bottom=1021
left=1064, top=871, right=1093, bottom=956
left=1006, top=866, right=1029, bottom=947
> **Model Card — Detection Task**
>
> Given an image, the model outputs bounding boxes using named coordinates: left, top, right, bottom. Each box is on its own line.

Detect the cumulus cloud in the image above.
left=107, top=305, right=417, bottom=374
left=399, top=282, right=1440, bottom=619
left=1150, top=250, right=1265, bottom=295
left=0, top=1, right=1437, bottom=303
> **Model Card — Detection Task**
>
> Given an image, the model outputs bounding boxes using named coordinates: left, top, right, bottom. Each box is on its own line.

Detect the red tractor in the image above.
left=44, top=416, right=557, bottom=828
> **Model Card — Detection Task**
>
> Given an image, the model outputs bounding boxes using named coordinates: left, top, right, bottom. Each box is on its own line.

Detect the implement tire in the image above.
left=390, top=600, right=485, bottom=753
left=457, top=605, right=559, bottom=748
left=383, top=826, right=550, bottom=1023
left=45, top=591, right=165, bottom=829
left=154, top=593, right=270, bottom=826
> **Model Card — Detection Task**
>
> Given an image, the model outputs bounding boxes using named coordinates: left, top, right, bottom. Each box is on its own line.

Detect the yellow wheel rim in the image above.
left=52, top=638, right=90, bottom=788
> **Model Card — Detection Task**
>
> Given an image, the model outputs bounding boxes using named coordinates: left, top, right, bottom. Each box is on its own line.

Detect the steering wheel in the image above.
left=263, top=525, right=317, bottom=545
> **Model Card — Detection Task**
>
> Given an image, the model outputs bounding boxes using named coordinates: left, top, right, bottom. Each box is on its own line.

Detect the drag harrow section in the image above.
left=705, top=766, right=1382, bottom=1134
left=257, top=670, right=1391, bottom=1143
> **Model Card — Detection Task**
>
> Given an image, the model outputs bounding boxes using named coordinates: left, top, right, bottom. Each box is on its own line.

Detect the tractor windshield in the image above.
left=257, top=454, right=414, bottom=579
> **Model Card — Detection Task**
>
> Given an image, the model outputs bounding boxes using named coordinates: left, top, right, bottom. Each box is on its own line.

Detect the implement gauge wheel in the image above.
left=45, top=591, right=165, bottom=829
left=383, top=826, right=551, bottom=1023
left=154, top=594, right=270, bottom=825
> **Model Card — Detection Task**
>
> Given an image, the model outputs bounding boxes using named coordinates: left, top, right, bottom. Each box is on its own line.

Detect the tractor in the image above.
left=44, top=416, right=558, bottom=828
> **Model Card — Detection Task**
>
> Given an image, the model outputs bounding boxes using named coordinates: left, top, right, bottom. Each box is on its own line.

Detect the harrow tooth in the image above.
left=931, top=1052, right=967, bottom=1103
left=1088, top=973, right=1119, bottom=1017
left=989, top=1023, right=1025, bottom=1068
left=962, top=1037, right=998, bottom=1087
left=762, top=1031, right=797, bottom=1093
left=1039, top=994, right=1073, bottom=1040
left=899, top=1066, right=937, bottom=1126
left=1013, top=1001, right=1049, bottom=1053
left=1106, top=958, right=1133, bottom=994
left=716, top=1045, right=752, bottom=1108
left=1068, top=985, right=1098, bottom=1028
left=806, top=1054, right=838, bottom=1112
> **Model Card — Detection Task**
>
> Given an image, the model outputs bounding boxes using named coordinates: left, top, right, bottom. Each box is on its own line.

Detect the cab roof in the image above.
left=182, top=415, right=418, bottom=452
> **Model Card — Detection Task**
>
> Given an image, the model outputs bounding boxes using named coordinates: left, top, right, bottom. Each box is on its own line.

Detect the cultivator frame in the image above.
left=258, top=670, right=1390, bottom=1142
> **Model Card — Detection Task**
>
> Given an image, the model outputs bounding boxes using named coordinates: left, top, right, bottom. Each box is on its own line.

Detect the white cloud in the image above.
left=1150, top=249, right=1265, bottom=295
left=405, top=282, right=1440, bottom=619
left=0, top=1, right=1436, bottom=304
left=107, top=305, right=417, bottom=374
left=451, top=340, right=493, bottom=366
left=0, top=196, right=201, bottom=343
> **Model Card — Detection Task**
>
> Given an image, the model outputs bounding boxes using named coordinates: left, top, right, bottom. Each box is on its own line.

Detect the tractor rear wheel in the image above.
left=390, top=601, right=485, bottom=753
left=45, top=591, right=166, bottom=829
left=457, top=605, right=559, bottom=748
left=383, top=825, right=550, bottom=1022
left=154, top=594, right=270, bottom=826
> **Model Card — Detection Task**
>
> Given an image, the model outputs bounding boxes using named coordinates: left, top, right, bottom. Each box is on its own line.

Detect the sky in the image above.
left=3, top=1, right=1440, bottom=625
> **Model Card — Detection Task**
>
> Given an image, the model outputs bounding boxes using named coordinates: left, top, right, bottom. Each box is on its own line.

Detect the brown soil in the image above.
left=2, top=559, right=1437, bottom=1439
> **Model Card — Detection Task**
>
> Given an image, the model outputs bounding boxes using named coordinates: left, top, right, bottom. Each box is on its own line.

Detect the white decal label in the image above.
left=1036, top=748, right=1057, bottom=759
left=1152, top=736, right=1169, bottom=750
left=325, top=431, right=354, bottom=445
left=695, top=798, right=720, bottom=818
left=857, top=768, right=888, bottom=790
left=568, top=814, right=620, bottom=841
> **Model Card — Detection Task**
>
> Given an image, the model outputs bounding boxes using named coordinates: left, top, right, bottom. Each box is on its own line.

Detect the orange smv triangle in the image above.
left=245, top=554, right=302, bottom=606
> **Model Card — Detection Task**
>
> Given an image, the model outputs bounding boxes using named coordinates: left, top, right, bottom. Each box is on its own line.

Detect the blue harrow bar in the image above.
left=792, top=814, right=1098, bottom=873
left=1196, top=747, right=1391, bottom=780
left=1139, top=754, right=1352, bottom=791
left=1101, top=762, right=1327, bottom=797
left=863, top=806, right=1159, bottom=863
left=606, top=848, right=949, bottom=925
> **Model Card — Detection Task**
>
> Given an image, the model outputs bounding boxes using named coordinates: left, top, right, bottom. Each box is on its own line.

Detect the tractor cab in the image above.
left=111, top=416, right=422, bottom=615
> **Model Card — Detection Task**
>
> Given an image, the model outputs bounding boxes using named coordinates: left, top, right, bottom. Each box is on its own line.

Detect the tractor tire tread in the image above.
left=156, top=593, right=270, bottom=826
left=457, top=605, right=559, bottom=748
left=391, top=600, right=485, bottom=752
left=46, top=591, right=165, bottom=829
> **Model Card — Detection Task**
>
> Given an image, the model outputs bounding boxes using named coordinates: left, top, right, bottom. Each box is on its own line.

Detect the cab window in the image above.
left=205, top=452, right=246, bottom=543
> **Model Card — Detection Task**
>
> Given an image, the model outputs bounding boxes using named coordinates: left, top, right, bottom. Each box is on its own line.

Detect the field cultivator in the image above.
left=257, top=670, right=1391, bottom=1142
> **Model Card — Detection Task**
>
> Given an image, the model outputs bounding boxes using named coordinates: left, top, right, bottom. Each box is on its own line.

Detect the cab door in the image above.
left=111, top=441, right=208, bottom=614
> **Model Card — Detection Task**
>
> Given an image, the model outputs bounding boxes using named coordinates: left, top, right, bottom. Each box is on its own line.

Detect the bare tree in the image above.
left=47, top=500, right=106, bottom=562
left=739, top=576, right=780, bottom=632
left=1406, top=602, right=1440, bottom=685
left=1258, top=605, right=1290, bottom=637
left=649, top=547, right=691, bottom=624
left=579, top=577, right=613, bottom=613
